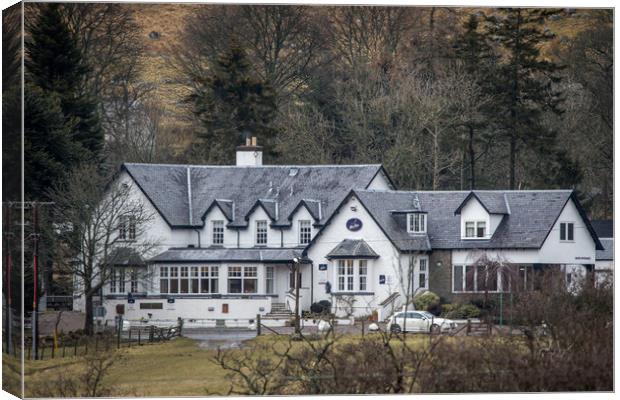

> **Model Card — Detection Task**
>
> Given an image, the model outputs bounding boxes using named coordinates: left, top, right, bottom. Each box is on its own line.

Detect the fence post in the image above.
left=466, top=318, right=471, bottom=336
left=128, top=328, right=132, bottom=348
left=138, top=329, right=141, bottom=346
left=361, top=319, right=365, bottom=337
left=177, top=317, right=183, bottom=336
left=149, top=325, right=154, bottom=343
left=117, top=318, right=122, bottom=349
left=256, top=314, right=261, bottom=336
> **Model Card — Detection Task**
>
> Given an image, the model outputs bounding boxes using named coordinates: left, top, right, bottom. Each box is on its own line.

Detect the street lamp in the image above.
left=292, top=257, right=301, bottom=334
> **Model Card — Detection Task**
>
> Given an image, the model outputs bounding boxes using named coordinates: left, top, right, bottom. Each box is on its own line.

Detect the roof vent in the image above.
left=289, top=168, right=299, bottom=176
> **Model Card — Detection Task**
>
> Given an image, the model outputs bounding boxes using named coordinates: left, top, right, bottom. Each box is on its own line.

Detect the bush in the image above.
left=441, top=303, right=481, bottom=319
left=310, top=300, right=332, bottom=315
left=413, top=291, right=440, bottom=311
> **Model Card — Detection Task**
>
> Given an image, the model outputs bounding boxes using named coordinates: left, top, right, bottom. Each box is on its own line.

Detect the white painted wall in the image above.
left=306, top=194, right=406, bottom=317
left=366, top=170, right=392, bottom=190
left=459, top=197, right=491, bottom=239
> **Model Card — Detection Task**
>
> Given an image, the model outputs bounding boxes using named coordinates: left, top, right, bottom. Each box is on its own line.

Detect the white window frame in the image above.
left=335, top=259, right=370, bottom=292
left=159, top=265, right=219, bottom=294
left=212, top=220, right=224, bottom=245
left=129, top=268, right=139, bottom=293
left=265, top=266, right=275, bottom=294
left=118, top=215, right=136, bottom=241
left=255, top=220, right=268, bottom=245
left=299, top=220, right=312, bottom=245
left=407, top=213, right=427, bottom=233
left=464, top=220, right=486, bottom=239
left=452, top=264, right=504, bottom=293
left=418, top=257, right=428, bottom=290
left=560, top=221, right=575, bottom=242
left=358, top=260, right=368, bottom=291
left=228, top=266, right=258, bottom=294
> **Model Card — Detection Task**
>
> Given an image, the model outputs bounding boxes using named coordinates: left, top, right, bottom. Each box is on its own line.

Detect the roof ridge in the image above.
left=355, top=189, right=574, bottom=194
left=125, top=162, right=382, bottom=169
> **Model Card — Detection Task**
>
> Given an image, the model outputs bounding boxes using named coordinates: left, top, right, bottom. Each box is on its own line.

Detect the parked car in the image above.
left=387, top=310, right=456, bottom=333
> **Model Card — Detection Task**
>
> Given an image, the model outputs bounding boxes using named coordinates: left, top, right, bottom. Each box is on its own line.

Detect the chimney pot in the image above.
left=251, top=136, right=257, bottom=146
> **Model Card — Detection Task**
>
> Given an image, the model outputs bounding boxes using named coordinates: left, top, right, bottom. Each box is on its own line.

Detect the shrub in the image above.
left=310, top=300, right=331, bottom=315
left=413, top=291, right=440, bottom=311
left=441, top=303, right=481, bottom=319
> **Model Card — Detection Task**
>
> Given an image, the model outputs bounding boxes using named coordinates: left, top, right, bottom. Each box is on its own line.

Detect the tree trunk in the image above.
left=469, top=125, right=476, bottom=190
left=84, top=293, right=94, bottom=335
left=509, top=134, right=516, bottom=190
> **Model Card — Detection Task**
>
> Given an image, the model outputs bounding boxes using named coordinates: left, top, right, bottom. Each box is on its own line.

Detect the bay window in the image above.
left=336, top=259, right=370, bottom=292
left=453, top=264, right=504, bottom=293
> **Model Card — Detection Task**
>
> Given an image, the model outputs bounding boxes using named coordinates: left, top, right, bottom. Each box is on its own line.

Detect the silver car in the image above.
left=387, top=311, right=456, bottom=333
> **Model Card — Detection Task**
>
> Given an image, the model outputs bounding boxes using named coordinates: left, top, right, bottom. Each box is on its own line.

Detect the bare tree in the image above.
left=47, top=165, right=158, bottom=334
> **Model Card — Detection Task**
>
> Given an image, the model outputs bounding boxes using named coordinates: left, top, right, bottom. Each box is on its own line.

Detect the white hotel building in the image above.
left=73, top=139, right=604, bottom=322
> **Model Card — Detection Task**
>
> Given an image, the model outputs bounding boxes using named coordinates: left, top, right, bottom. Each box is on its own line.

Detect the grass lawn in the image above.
left=3, top=333, right=450, bottom=397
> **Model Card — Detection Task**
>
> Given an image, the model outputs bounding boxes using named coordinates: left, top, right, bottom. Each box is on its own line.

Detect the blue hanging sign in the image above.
left=318, top=264, right=328, bottom=271
left=379, top=275, right=386, bottom=285
left=346, top=218, right=363, bottom=231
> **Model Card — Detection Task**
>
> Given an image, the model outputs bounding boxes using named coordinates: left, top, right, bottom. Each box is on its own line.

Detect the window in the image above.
left=190, top=267, right=199, bottom=293
left=464, top=221, right=486, bottom=238
left=359, top=260, right=367, bottom=291
left=212, top=220, right=224, bottom=245
left=265, top=266, right=274, bottom=294
left=407, top=213, right=426, bottom=233
left=337, top=259, right=355, bottom=291
left=169, top=267, right=179, bottom=293
left=256, top=220, right=268, bottom=245
left=119, top=215, right=136, bottom=240
left=228, top=266, right=257, bottom=294
left=130, top=269, right=138, bottom=293
left=299, top=220, right=312, bottom=245
left=453, top=265, right=502, bottom=293
left=110, top=269, right=117, bottom=293
left=200, top=266, right=219, bottom=293
left=160, top=265, right=219, bottom=294
left=560, top=222, right=574, bottom=241
left=289, top=270, right=302, bottom=289
left=419, top=258, right=428, bottom=289
left=465, top=222, right=475, bottom=238
left=159, top=266, right=169, bottom=294
left=180, top=266, right=189, bottom=293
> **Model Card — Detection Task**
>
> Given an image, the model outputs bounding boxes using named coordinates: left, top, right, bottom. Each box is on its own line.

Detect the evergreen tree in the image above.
left=485, top=9, right=565, bottom=189
left=188, top=40, right=278, bottom=164
left=452, top=13, right=497, bottom=189
left=25, top=2, right=102, bottom=195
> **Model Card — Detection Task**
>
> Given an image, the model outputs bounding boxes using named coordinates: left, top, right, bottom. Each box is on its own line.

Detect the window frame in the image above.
left=452, top=264, right=505, bottom=293
left=159, top=265, right=219, bottom=294
left=407, top=213, right=427, bottom=233
left=336, top=259, right=370, bottom=292
left=228, top=266, right=258, bottom=294
left=212, top=220, right=224, bottom=245
left=255, top=220, right=268, bottom=245
left=560, top=222, right=575, bottom=242
left=118, top=215, right=136, bottom=241
left=464, top=220, right=487, bottom=239
left=299, top=220, right=312, bottom=245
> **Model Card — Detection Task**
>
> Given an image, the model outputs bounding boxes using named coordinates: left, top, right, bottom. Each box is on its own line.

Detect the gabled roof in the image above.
left=288, top=199, right=321, bottom=222
left=246, top=199, right=278, bottom=222
left=454, top=191, right=509, bottom=215
left=346, top=189, right=601, bottom=251
left=596, top=238, right=613, bottom=261
left=326, top=239, right=380, bottom=259
left=202, top=199, right=234, bottom=222
left=107, top=247, right=146, bottom=267
left=122, top=163, right=388, bottom=228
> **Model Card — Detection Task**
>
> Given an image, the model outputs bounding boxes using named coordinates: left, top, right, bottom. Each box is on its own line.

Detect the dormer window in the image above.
left=465, top=221, right=486, bottom=238
left=407, top=213, right=426, bottom=233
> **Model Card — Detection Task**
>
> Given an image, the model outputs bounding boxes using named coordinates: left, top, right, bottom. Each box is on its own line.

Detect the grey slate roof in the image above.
left=123, top=163, right=386, bottom=228
left=591, top=220, right=613, bottom=238
left=352, top=190, right=601, bottom=251
left=107, top=247, right=146, bottom=267
left=596, top=238, right=613, bottom=261
left=149, top=247, right=304, bottom=263
left=454, top=191, right=509, bottom=214
left=326, top=239, right=380, bottom=259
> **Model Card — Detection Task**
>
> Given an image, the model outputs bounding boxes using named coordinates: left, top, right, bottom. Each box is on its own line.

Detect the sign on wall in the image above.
left=346, top=218, right=363, bottom=231
left=318, top=263, right=328, bottom=284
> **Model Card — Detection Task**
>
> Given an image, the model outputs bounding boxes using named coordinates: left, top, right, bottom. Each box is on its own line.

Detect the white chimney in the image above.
left=236, top=136, right=263, bottom=167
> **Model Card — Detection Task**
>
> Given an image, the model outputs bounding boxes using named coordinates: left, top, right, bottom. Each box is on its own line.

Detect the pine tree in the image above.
left=188, top=40, right=278, bottom=164
left=25, top=2, right=103, bottom=184
left=452, top=13, right=497, bottom=189
left=485, top=8, right=565, bottom=189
